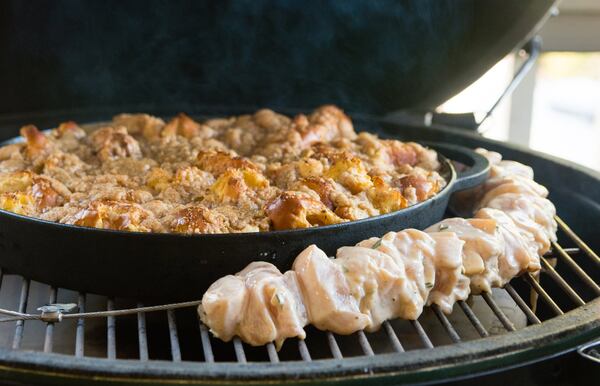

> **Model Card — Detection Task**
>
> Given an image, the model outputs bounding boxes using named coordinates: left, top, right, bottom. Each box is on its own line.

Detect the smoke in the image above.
left=0, top=0, right=473, bottom=118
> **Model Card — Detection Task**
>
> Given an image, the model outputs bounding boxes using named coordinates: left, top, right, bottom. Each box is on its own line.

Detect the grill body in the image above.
left=0, top=115, right=598, bottom=385
left=2, top=1, right=595, bottom=384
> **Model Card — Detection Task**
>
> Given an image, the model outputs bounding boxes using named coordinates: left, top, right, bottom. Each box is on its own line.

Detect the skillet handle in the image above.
left=424, top=142, right=490, bottom=193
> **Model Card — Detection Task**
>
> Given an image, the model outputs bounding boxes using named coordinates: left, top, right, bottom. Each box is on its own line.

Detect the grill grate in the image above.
left=0, top=216, right=598, bottom=364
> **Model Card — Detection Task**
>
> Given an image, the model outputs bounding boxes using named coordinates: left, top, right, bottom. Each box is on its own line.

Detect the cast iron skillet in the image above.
left=0, top=133, right=489, bottom=300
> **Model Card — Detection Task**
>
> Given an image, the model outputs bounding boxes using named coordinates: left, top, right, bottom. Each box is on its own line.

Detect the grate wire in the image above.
left=383, top=321, right=405, bottom=352
left=410, top=320, right=434, bottom=349
left=432, top=305, right=461, bottom=343
left=458, top=300, right=489, bottom=337
left=11, top=278, right=29, bottom=350
left=43, top=287, right=57, bottom=353
left=552, top=240, right=600, bottom=295
left=75, top=293, right=86, bottom=357
left=198, top=320, right=214, bottom=363
left=137, top=303, right=149, bottom=361
left=107, top=298, right=116, bottom=359
left=540, top=257, right=585, bottom=306
left=523, top=274, right=563, bottom=315
left=504, top=284, right=541, bottom=325
left=166, top=310, right=181, bottom=362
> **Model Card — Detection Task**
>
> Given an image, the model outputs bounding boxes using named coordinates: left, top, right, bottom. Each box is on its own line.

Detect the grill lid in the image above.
left=0, top=0, right=555, bottom=117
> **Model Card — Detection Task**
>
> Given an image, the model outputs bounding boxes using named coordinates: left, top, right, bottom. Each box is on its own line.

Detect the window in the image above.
left=438, top=0, right=600, bottom=172
left=530, top=52, right=600, bottom=170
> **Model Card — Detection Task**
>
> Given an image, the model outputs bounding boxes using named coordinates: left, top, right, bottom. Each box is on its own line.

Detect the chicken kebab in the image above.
left=199, top=148, right=557, bottom=348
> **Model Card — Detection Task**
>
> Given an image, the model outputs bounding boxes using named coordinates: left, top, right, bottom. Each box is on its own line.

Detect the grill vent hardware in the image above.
left=0, top=216, right=598, bottom=365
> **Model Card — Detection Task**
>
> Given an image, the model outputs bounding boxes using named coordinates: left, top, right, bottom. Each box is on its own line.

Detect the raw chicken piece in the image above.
left=490, top=160, right=534, bottom=180
left=236, top=263, right=307, bottom=348
left=357, top=229, right=437, bottom=319
left=334, top=246, right=419, bottom=330
left=200, top=262, right=307, bottom=347
left=292, top=245, right=370, bottom=334
left=475, top=208, right=539, bottom=282
left=475, top=148, right=502, bottom=165
left=485, top=193, right=557, bottom=256
left=452, top=152, right=547, bottom=216
left=426, top=217, right=503, bottom=294
left=425, top=232, right=469, bottom=314
left=478, top=177, right=549, bottom=207
left=486, top=193, right=556, bottom=237
left=199, top=275, right=246, bottom=342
